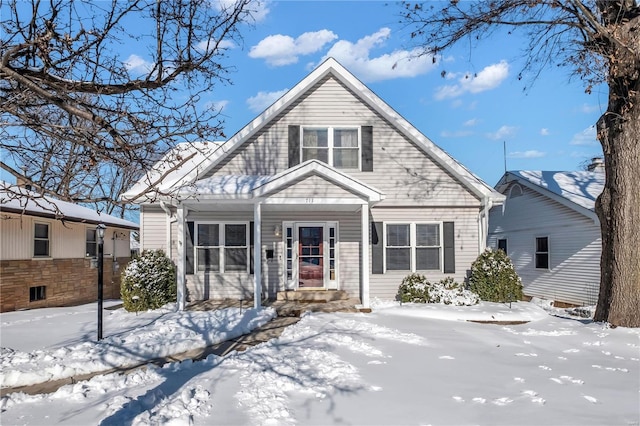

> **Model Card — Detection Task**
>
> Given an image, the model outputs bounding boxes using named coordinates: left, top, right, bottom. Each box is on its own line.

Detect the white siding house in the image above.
left=123, top=58, right=505, bottom=310
left=488, top=169, right=604, bottom=306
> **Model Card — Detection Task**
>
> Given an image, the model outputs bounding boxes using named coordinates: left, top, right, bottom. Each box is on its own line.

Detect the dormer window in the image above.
left=302, top=127, right=360, bottom=170
left=509, top=183, right=523, bottom=198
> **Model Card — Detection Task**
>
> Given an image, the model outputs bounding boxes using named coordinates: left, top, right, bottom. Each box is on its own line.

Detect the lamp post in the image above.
left=96, top=223, right=106, bottom=341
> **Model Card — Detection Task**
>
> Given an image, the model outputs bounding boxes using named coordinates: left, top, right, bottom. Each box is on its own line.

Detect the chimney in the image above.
left=587, top=157, right=604, bottom=172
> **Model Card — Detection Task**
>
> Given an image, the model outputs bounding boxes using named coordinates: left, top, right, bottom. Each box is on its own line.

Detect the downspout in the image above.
left=160, top=201, right=177, bottom=258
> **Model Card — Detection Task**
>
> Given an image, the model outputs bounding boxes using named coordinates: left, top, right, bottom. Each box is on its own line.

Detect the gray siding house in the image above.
left=123, top=58, right=504, bottom=310
left=488, top=167, right=604, bottom=306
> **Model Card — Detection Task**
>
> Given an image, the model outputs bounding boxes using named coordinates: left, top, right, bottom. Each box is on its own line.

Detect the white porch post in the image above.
left=361, top=203, right=370, bottom=309
left=253, top=202, right=262, bottom=309
left=176, top=204, right=186, bottom=311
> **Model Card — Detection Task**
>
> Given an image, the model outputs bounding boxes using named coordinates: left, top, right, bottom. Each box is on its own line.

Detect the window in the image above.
left=509, top=184, right=523, bottom=198
left=86, top=228, right=97, bottom=257
left=302, top=127, right=360, bottom=169
left=30, top=286, right=46, bottom=302
left=535, top=237, right=549, bottom=269
left=497, top=238, right=508, bottom=254
left=34, top=223, right=50, bottom=257
left=385, top=223, right=441, bottom=271
left=195, top=223, right=249, bottom=272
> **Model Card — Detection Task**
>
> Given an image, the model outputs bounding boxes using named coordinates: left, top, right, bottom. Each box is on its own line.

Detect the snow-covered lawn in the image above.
left=1, top=300, right=639, bottom=425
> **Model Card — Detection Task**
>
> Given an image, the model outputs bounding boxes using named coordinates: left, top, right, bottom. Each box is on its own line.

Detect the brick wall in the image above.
left=0, top=257, right=131, bottom=312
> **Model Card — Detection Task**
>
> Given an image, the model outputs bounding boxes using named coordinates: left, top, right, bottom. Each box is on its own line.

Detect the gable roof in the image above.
left=124, top=57, right=503, bottom=204
left=1, top=183, right=139, bottom=230
left=497, top=170, right=604, bottom=220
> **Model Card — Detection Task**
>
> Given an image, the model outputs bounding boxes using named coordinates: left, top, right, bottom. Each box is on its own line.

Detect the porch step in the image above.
left=269, top=297, right=362, bottom=317
left=276, top=289, right=349, bottom=303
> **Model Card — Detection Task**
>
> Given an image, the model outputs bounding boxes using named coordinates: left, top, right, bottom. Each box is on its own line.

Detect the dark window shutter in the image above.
left=250, top=221, right=255, bottom=275
left=361, top=125, right=373, bottom=172
left=372, top=221, right=383, bottom=274
left=288, top=125, right=300, bottom=168
left=443, top=222, right=455, bottom=273
left=186, top=221, right=195, bottom=275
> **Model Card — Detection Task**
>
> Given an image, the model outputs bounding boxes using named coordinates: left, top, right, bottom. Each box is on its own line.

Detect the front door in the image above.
left=298, top=226, right=324, bottom=288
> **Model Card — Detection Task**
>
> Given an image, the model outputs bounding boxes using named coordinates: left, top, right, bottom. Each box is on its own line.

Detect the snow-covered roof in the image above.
left=123, top=58, right=503, bottom=205
left=502, top=170, right=604, bottom=213
left=1, top=183, right=139, bottom=230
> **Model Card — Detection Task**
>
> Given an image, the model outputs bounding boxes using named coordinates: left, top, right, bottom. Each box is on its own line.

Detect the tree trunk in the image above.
left=593, top=18, right=640, bottom=327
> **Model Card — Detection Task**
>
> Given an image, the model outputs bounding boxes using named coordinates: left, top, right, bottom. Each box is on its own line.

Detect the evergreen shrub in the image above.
left=397, top=273, right=479, bottom=306
left=469, top=249, right=523, bottom=302
left=121, top=249, right=176, bottom=312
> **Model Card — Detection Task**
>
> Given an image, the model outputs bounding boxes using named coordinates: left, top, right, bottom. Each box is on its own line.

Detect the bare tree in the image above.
left=400, top=0, right=639, bottom=327
left=1, top=0, right=258, bottom=217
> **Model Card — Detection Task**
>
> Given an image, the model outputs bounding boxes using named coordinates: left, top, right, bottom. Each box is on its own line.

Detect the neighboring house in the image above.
left=0, top=184, right=139, bottom=312
left=122, top=58, right=505, bottom=310
left=487, top=164, right=604, bottom=306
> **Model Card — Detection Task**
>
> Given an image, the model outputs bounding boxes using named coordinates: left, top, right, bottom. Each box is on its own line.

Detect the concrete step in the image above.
left=269, top=297, right=362, bottom=317
left=276, top=290, right=349, bottom=303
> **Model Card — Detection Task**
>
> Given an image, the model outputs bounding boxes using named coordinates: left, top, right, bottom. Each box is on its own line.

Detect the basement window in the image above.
left=30, top=286, right=46, bottom=302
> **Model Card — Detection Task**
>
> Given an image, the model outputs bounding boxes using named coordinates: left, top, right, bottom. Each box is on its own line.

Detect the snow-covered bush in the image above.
left=469, top=249, right=523, bottom=303
left=121, top=249, right=176, bottom=312
left=397, top=274, right=479, bottom=306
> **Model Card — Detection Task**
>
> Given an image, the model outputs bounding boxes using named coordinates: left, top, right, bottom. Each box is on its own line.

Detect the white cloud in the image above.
left=540, top=128, right=550, bottom=136
left=570, top=126, right=598, bottom=146
left=213, top=0, right=270, bottom=23
left=124, top=54, right=153, bottom=75
left=196, top=39, right=236, bottom=53
left=440, top=130, right=473, bottom=138
left=580, top=103, right=600, bottom=114
left=463, top=118, right=479, bottom=127
left=486, top=125, right=517, bottom=141
left=321, top=28, right=437, bottom=82
left=246, top=89, right=288, bottom=113
left=205, top=100, right=229, bottom=113
left=434, top=61, right=509, bottom=100
left=249, top=30, right=338, bottom=66
left=508, top=150, right=546, bottom=159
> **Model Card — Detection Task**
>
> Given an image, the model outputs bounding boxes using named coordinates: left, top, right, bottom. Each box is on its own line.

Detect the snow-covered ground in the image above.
left=1, top=300, right=639, bottom=425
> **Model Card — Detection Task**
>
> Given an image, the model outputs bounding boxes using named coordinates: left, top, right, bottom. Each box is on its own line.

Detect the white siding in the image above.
left=140, top=204, right=167, bottom=250
left=206, top=76, right=480, bottom=208
left=369, top=207, right=480, bottom=300
left=0, top=211, right=132, bottom=260
left=488, top=183, right=601, bottom=306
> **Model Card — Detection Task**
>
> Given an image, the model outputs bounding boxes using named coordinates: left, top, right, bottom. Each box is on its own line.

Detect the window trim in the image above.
left=535, top=236, right=550, bottom=269
left=509, top=183, right=523, bottom=198
left=194, top=221, right=250, bottom=273
left=86, top=227, right=98, bottom=258
left=33, top=221, right=51, bottom=258
left=29, top=285, right=46, bottom=302
left=383, top=222, right=443, bottom=272
left=497, top=238, right=508, bottom=254
left=300, top=126, right=361, bottom=170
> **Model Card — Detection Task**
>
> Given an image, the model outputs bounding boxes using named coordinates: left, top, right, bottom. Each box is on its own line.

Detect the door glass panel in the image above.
left=299, top=226, right=324, bottom=288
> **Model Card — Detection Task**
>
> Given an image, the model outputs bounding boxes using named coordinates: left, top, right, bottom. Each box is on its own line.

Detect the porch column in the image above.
left=176, top=204, right=186, bottom=311
left=361, top=203, right=370, bottom=309
left=253, top=202, right=262, bottom=309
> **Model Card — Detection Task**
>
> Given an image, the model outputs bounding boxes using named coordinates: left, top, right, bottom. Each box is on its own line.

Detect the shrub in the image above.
left=469, top=249, right=523, bottom=302
left=397, top=274, right=479, bottom=306
left=121, top=249, right=176, bottom=312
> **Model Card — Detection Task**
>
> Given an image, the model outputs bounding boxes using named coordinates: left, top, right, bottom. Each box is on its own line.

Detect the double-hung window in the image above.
left=34, top=223, right=50, bottom=257
left=535, top=237, right=549, bottom=269
left=385, top=223, right=441, bottom=271
left=302, top=127, right=360, bottom=170
left=196, top=223, right=249, bottom=272
left=86, top=228, right=97, bottom=257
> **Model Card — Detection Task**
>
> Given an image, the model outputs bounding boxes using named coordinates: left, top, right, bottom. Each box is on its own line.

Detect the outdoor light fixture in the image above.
left=274, top=224, right=282, bottom=237
left=96, top=223, right=106, bottom=341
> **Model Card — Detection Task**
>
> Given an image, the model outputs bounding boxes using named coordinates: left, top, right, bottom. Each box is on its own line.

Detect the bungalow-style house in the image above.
left=122, top=58, right=505, bottom=310
left=0, top=184, right=139, bottom=312
left=487, top=161, right=604, bottom=306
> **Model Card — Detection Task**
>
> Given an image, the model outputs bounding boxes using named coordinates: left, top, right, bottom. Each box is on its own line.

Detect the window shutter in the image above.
left=186, top=221, right=195, bottom=275
left=372, top=221, right=383, bottom=274
left=250, top=221, right=255, bottom=275
left=288, top=125, right=300, bottom=168
left=361, top=126, right=373, bottom=172
left=443, top=222, right=455, bottom=273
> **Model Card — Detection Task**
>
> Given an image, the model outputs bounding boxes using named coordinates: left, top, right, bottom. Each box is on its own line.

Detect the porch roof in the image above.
left=175, top=160, right=384, bottom=204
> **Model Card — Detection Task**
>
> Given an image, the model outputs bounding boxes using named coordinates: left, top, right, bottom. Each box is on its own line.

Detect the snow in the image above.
left=512, top=171, right=604, bottom=211
left=1, top=300, right=639, bottom=425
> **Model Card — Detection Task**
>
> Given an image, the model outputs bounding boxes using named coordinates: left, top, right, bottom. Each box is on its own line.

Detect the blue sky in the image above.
left=3, top=0, right=606, bottom=190
left=184, top=0, right=606, bottom=187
